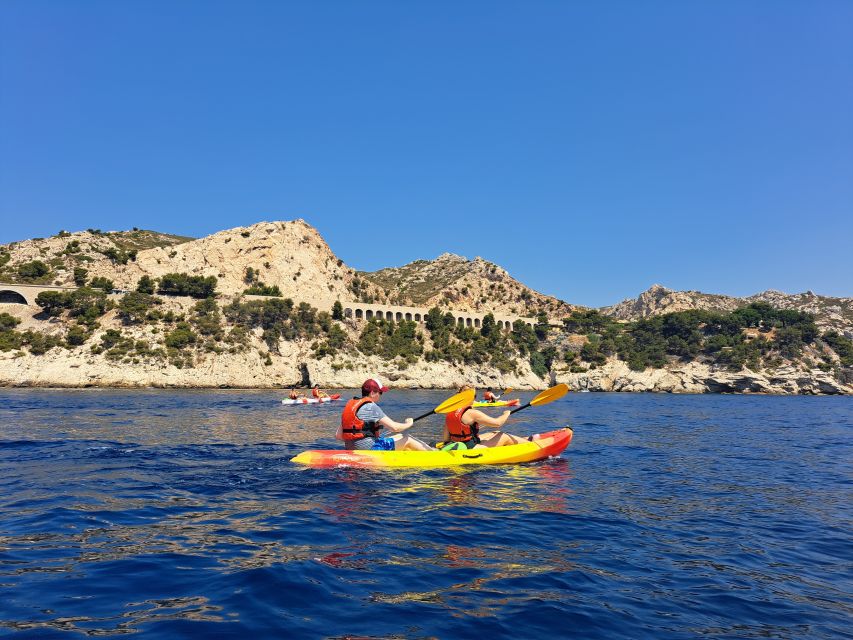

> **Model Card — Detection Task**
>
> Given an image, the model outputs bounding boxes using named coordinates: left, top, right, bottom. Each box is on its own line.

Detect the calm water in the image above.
left=0, top=390, right=850, bottom=639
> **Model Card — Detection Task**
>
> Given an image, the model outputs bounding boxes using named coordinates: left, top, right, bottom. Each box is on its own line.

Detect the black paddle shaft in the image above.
left=509, top=402, right=532, bottom=415
left=413, top=409, right=435, bottom=423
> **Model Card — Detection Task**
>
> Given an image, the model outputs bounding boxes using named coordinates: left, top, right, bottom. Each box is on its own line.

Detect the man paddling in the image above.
left=312, top=384, right=329, bottom=399
left=337, top=378, right=434, bottom=451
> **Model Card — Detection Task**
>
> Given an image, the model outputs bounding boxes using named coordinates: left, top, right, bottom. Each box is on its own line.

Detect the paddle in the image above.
left=509, top=383, right=569, bottom=415
left=433, top=384, right=569, bottom=450
left=411, top=388, right=476, bottom=424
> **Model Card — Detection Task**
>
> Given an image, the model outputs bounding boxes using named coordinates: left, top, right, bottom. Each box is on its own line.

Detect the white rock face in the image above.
left=558, top=360, right=852, bottom=395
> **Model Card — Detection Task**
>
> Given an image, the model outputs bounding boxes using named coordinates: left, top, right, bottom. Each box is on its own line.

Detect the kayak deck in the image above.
left=471, top=398, right=520, bottom=408
left=291, top=427, right=572, bottom=468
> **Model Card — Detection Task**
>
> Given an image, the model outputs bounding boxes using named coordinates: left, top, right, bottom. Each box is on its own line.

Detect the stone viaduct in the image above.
left=337, top=301, right=534, bottom=330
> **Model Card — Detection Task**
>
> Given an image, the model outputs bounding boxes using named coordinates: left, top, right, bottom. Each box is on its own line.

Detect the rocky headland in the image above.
left=1, top=220, right=851, bottom=394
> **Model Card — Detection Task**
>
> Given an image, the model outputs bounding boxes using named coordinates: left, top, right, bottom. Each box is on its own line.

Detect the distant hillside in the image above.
left=0, top=228, right=193, bottom=286
left=602, top=284, right=853, bottom=336
left=361, top=253, right=577, bottom=319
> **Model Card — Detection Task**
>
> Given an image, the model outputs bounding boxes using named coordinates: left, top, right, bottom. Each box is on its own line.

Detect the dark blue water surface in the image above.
left=0, top=390, right=850, bottom=639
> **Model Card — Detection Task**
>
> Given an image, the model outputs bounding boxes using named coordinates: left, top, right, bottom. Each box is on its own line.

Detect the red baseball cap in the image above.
left=362, top=378, right=390, bottom=395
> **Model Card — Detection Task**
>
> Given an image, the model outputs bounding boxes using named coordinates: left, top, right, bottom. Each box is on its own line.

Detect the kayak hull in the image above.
left=471, top=399, right=520, bottom=408
left=281, top=394, right=341, bottom=405
left=291, top=427, right=573, bottom=468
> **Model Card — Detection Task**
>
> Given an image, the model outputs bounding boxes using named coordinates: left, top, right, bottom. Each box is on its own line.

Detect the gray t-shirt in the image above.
left=356, top=401, right=386, bottom=425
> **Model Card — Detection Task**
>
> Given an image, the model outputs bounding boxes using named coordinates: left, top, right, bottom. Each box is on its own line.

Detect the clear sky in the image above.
left=1, top=1, right=851, bottom=307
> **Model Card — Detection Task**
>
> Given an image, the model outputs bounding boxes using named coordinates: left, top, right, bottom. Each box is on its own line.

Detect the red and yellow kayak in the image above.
left=471, top=398, right=520, bottom=408
left=291, top=427, right=572, bottom=468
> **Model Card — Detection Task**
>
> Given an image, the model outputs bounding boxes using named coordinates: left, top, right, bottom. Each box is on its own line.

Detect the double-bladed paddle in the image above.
left=410, top=388, right=476, bottom=425
left=509, top=383, right=569, bottom=414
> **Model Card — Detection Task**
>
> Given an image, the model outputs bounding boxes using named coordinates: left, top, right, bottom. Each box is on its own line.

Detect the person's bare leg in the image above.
left=478, top=432, right=527, bottom=447
left=393, top=434, right=435, bottom=451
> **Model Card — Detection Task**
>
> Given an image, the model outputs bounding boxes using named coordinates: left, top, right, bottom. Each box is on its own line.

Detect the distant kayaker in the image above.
left=312, top=384, right=329, bottom=399
left=289, top=387, right=304, bottom=400
left=337, top=378, right=434, bottom=451
left=482, top=387, right=500, bottom=403
left=441, top=401, right=527, bottom=450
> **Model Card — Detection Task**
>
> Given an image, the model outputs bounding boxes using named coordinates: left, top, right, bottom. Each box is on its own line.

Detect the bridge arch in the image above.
left=0, top=290, right=28, bottom=305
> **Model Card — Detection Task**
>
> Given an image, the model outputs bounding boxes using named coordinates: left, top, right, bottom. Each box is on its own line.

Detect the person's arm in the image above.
left=378, top=415, right=414, bottom=433
left=467, top=409, right=510, bottom=429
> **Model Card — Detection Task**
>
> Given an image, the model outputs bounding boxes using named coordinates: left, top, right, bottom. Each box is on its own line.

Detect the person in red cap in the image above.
left=337, top=378, right=433, bottom=451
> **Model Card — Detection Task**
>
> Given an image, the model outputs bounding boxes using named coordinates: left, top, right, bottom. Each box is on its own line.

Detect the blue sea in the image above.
left=0, top=389, right=850, bottom=639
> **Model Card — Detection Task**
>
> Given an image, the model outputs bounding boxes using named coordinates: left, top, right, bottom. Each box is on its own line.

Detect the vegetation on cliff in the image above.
left=558, top=303, right=851, bottom=383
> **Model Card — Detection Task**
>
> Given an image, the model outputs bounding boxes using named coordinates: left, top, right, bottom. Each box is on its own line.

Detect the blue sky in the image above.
left=1, top=1, right=851, bottom=307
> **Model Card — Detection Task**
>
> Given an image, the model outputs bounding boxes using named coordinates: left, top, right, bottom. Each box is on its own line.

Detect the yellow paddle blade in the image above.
left=435, top=388, right=475, bottom=414
left=529, top=383, right=569, bottom=406
left=502, top=387, right=513, bottom=396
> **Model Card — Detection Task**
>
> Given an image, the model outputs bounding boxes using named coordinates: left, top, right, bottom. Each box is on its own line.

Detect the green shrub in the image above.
left=822, top=331, right=853, bottom=367
left=22, top=330, right=62, bottom=355
left=97, top=247, right=136, bottom=264
left=0, top=312, right=21, bottom=331
left=158, top=273, right=217, bottom=298
left=165, top=322, right=197, bottom=349
left=118, top=291, right=161, bottom=324
left=332, top=301, right=344, bottom=321
left=192, top=298, right=223, bottom=339
left=0, top=330, right=23, bottom=351
left=244, top=283, right=282, bottom=296
left=17, top=260, right=50, bottom=279
left=73, top=267, right=88, bottom=286
left=65, top=324, right=90, bottom=346
left=89, top=276, right=114, bottom=292
left=136, top=275, right=156, bottom=294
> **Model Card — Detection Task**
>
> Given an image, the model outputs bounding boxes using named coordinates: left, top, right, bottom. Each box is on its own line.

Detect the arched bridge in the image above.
left=340, top=302, right=534, bottom=331
left=0, top=283, right=77, bottom=306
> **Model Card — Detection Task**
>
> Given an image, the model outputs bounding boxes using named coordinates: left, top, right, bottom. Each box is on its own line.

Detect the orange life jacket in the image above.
left=340, top=397, right=381, bottom=441
left=445, top=405, right=480, bottom=443
left=312, top=388, right=321, bottom=398
left=289, top=391, right=299, bottom=399
left=483, top=391, right=496, bottom=402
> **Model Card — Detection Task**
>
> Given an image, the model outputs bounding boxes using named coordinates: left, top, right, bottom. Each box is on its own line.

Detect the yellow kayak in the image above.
left=471, top=398, right=520, bottom=408
left=291, top=427, right=572, bottom=468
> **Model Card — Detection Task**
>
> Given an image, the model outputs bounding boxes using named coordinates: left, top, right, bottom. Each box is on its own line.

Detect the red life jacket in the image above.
left=445, top=406, right=480, bottom=443
left=312, top=388, right=321, bottom=398
left=340, top=397, right=381, bottom=441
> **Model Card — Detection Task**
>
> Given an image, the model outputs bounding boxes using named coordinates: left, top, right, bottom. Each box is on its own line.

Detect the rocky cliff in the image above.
left=603, top=284, right=853, bottom=336
left=361, top=253, right=577, bottom=318
left=1, top=220, right=851, bottom=394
